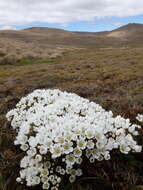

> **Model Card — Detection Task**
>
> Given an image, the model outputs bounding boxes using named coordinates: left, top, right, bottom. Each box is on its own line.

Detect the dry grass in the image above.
left=0, top=46, right=143, bottom=190
left=0, top=39, right=78, bottom=65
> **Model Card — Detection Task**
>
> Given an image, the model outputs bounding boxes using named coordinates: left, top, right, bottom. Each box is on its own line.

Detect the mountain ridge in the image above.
left=21, top=23, right=143, bottom=34
left=0, top=23, right=143, bottom=47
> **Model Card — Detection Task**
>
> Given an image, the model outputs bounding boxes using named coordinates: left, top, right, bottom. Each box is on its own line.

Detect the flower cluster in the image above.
left=6, top=89, right=142, bottom=189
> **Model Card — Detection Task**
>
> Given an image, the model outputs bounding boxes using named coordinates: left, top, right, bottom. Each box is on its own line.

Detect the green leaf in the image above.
left=0, top=174, right=5, bottom=189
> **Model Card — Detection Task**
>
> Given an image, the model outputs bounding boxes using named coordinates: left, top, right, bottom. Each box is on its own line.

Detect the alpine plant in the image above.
left=6, top=89, right=142, bottom=189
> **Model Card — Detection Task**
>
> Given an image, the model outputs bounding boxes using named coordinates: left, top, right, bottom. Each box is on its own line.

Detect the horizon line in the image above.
left=0, top=22, right=142, bottom=33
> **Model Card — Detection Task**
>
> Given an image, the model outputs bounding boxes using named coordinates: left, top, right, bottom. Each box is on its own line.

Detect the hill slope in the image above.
left=0, top=23, right=143, bottom=47
left=107, top=23, right=143, bottom=40
left=0, top=23, right=143, bottom=65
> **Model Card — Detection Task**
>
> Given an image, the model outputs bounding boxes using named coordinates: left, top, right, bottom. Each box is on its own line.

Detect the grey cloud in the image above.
left=0, top=0, right=143, bottom=29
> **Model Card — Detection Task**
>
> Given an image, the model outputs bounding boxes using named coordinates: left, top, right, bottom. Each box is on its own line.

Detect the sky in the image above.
left=0, top=0, right=143, bottom=32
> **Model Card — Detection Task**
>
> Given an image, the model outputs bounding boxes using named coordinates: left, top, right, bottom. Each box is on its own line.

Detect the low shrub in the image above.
left=6, top=89, right=142, bottom=190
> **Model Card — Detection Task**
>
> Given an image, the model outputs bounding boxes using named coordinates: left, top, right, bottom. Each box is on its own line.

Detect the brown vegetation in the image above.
left=0, top=23, right=143, bottom=51
left=0, top=24, right=143, bottom=190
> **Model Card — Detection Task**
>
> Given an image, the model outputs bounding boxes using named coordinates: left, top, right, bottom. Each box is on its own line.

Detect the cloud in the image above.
left=0, top=0, right=143, bottom=29
left=0, top=25, right=14, bottom=30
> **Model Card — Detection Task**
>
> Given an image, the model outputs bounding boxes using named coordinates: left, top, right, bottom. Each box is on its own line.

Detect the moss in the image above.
left=0, top=73, right=10, bottom=78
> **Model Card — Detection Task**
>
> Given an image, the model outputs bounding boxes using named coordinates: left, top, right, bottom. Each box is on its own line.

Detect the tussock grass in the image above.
left=0, top=39, right=75, bottom=66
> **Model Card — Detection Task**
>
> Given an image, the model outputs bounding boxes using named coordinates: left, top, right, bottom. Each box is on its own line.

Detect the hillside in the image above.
left=113, top=23, right=143, bottom=32
left=23, top=27, right=74, bottom=36
left=0, top=23, right=143, bottom=47
left=0, top=23, right=143, bottom=65
left=106, top=23, right=143, bottom=40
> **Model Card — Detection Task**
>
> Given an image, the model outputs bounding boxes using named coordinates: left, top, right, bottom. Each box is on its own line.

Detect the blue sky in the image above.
left=1, top=0, right=143, bottom=32
left=16, top=15, right=143, bottom=32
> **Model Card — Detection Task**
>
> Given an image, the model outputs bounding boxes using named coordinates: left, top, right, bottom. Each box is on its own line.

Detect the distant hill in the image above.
left=23, top=27, right=74, bottom=35
left=113, top=23, right=143, bottom=32
left=106, top=23, right=143, bottom=40
left=0, top=23, right=143, bottom=48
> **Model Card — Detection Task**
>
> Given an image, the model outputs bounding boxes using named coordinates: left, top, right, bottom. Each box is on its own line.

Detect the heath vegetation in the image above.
left=0, top=25, right=143, bottom=190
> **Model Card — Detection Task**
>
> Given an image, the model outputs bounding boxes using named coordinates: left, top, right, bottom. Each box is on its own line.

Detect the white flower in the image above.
left=70, top=169, right=76, bottom=176
left=16, top=177, right=22, bottom=183
left=86, top=140, right=94, bottom=149
left=66, top=154, right=76, bottom=166
left=56, top=166, right=62, bottom=173
left=96, top=139, right=106, bottom=149
left=90, top=157, right=95, bottom=163
left=56, top=137, right=65, bottom=145
left=33, top=176, right=40, bottom=185
left=76, top=169, right=83, bottom=176
left=51, top=187, right=58, bottom=190
left=49, top=175, right=55, bottom=182
left=85, top=129, right=94, bottom=139
left=86, top=149, right=92, bottom=158
left=57, top=177, right=61, bottom=183
left=136, top=114, right=143, bottom=122
left=20, top=144, right=29, bottom=151
left=63, top=142, right=73, bottom=154
left=76, top=157, right=83, bottom=164
left=6, top=89, right=142, bottom=190
left=44, top=161, right=51, bottom=169
left=120, top=145, right=131, bottom=154
left=77, top=139, right=87, bottom=150
left=134, top=145, right=142, bottom=152
left=28, top=136, right=38, bottom=148
left=35, top=154, right=42, bottom=162
left=27, top=148, right=37, bottom=157
left=41, top=176, right=49, bottom=183
left=73, top=148, right=82, bottom=157
left=60, top=169, right=66, bottom=175
left=41, top=169, right=49, bottom=176
left=16, top=134, right=28, bottom=145
left=43, top=182, right=50, bottom=189
left=104, top=152, right=111, bottom=160
left=20, top=156, right=29, bottom=168
left=20, top=169, right=26, bottom=179
left=51, top=144, right=62, bottom=158
left=69, top=175, right=76, bottom=183
left=39, top=146, right=48, bottom=155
